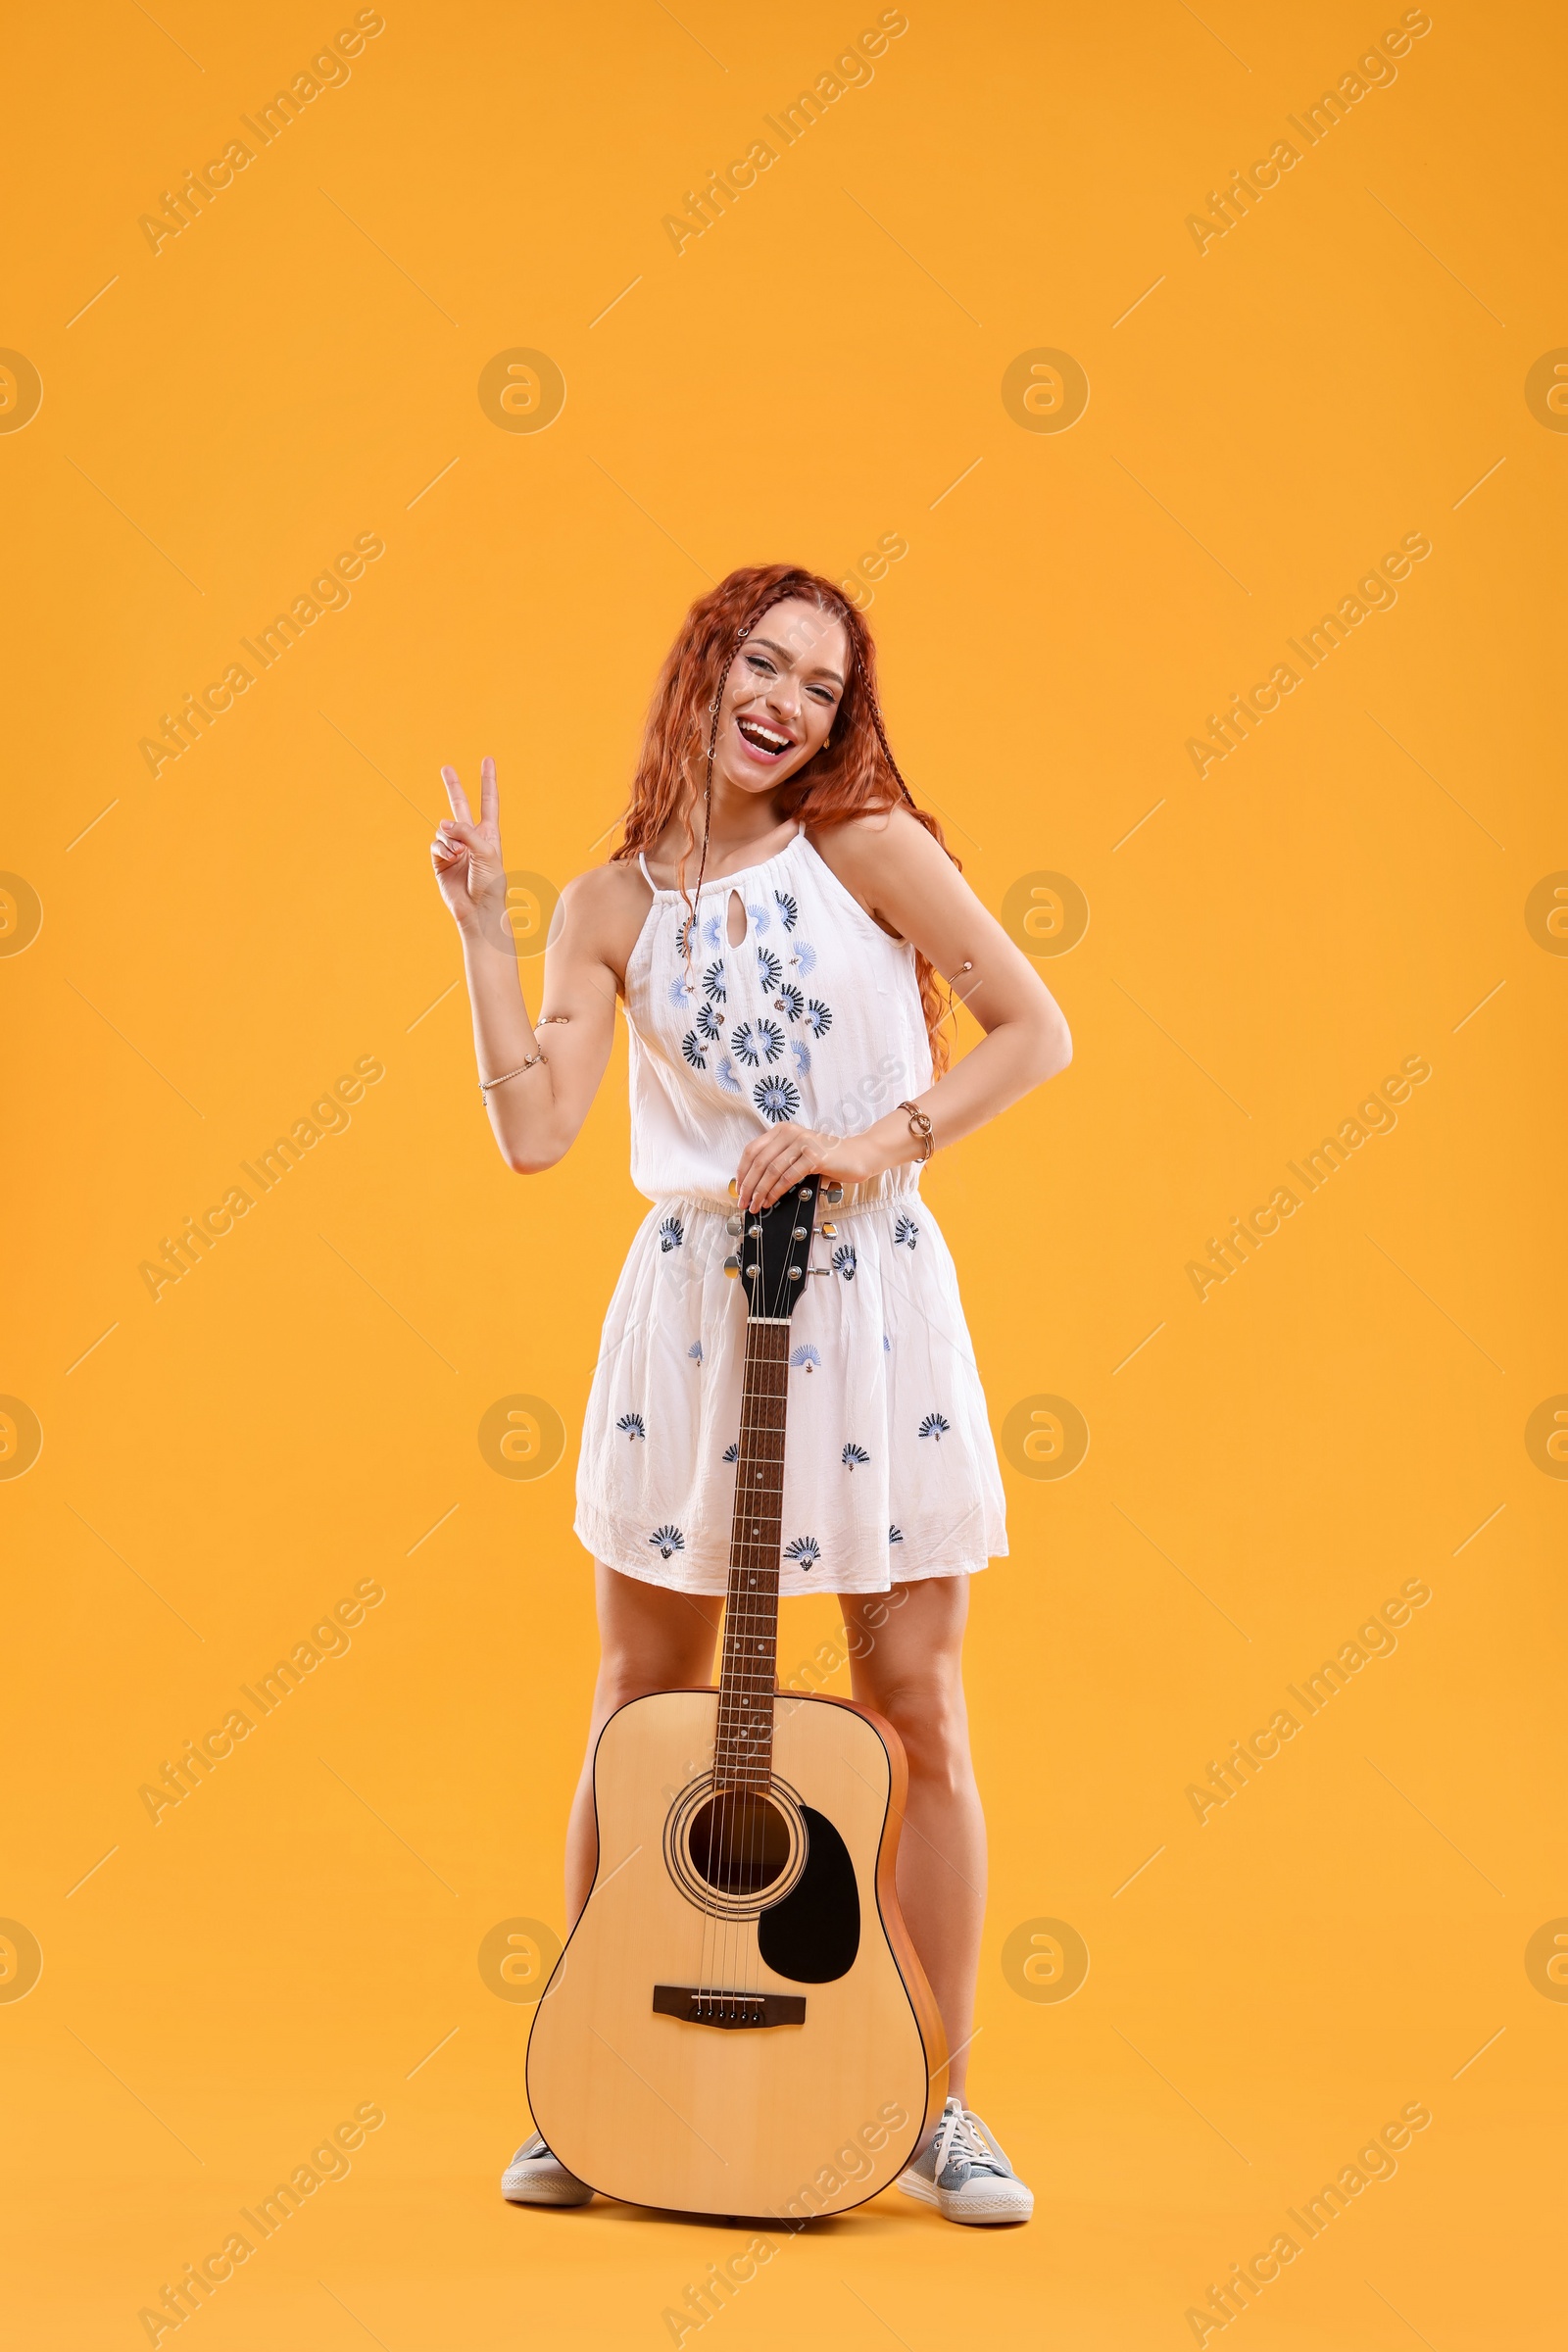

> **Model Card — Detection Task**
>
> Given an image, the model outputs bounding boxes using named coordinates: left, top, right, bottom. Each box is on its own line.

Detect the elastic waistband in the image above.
left=649, top=1170, right=921, bottom=1220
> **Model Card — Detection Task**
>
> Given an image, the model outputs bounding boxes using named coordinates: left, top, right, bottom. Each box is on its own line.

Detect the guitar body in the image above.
left=525, top=1685, right=947, bottom=2218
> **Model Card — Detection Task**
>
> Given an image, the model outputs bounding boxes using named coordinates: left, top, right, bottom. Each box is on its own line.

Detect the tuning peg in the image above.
left=823, top=1184, right=844, bottom=1206
left=728, top=1178, right=738, bottom=1199
left=726, top=1213, right=743, bottom=1235
left=818, top=1221, right=838, bottom=1239
left=723, top=1255, right=740, bottom=1279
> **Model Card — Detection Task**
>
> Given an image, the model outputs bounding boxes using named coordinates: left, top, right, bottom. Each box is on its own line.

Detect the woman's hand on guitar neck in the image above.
left=734, top=1121, right=898, bottom=1213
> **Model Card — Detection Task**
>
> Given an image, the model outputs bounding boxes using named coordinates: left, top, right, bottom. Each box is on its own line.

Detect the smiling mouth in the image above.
left=735, top=715, right=795, bottom=760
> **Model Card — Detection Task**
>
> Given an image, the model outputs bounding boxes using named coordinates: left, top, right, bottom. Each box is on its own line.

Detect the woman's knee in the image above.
left=592, top=1565, right=718, bottom=1709
left=859, top=1659, right=969, bottom=1766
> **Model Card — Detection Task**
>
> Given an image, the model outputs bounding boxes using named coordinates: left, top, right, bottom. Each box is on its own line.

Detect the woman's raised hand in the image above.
left=432, top=758, right=508, bottom=935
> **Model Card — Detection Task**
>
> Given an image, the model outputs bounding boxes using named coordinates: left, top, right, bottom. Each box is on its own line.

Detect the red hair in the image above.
left=612, top=564, right=960, bottom=1071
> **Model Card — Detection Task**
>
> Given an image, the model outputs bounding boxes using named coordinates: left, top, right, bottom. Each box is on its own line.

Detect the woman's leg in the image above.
left=840, top=1577, right=987, bottom=2109
left=564, top=1563, right=723, bottom=1924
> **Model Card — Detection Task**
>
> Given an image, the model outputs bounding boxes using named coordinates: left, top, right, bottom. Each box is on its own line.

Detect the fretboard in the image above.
left=713, top=1319, right=791, bottom=1788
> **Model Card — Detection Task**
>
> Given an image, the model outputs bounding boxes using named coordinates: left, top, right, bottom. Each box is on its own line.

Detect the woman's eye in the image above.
left=746, top=655, right=775, bottom=675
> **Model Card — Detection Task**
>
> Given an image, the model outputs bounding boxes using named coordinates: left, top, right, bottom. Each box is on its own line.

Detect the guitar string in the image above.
left=742, top=1202, right=786, bottom=2011
left=742, top=1246, right=774, bottom=2010
left=736, top=1248, right=769, bottom=2010
left=743, top=1273, right=777, bottom=2009
left=745, top=1181, right=805, bottom=2011
left=759, top=1200, right=798, bottom=2004
left=708, top=1237, right=775, bottom=2011
left=717, top=1199, right=789, bottom=2011
left=734, top=1264, right=777, bottom=2013
left=696, top=1176, right=813, bottom=2015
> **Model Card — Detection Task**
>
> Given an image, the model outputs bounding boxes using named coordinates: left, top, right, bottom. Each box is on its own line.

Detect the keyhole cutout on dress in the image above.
left=725, top=889, right=747, bottom=947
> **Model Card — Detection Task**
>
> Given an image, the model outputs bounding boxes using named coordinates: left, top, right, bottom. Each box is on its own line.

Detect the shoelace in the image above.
left=931, top=2103, right=1011, bottom=2182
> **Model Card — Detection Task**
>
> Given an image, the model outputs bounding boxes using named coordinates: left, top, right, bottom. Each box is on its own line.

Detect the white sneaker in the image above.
left=895, top=2098, right=1034, bottom=2225
left=500, top=2132, right=594, bottom=2206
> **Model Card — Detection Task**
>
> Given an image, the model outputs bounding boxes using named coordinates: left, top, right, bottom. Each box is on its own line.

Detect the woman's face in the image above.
left=711, top=597, right=850, bottom=797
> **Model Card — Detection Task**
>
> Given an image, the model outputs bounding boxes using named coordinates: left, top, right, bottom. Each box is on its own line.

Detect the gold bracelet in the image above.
left=479, top=1050, right=547, bottom=1092
left=899, top=1100, right=934, bottom=1161
left=479, top=1014, right=569, bottom=1093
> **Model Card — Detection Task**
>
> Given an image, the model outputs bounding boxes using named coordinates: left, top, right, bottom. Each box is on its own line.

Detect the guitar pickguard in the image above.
left=757, top=1805, right=860, bottom=1983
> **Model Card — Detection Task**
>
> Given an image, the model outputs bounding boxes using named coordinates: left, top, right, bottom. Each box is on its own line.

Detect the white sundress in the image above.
left=572, top=827, right=1008, bottom=1597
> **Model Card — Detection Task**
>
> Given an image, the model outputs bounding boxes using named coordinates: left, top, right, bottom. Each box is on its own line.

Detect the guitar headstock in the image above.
left=723, top=1177, right=843, bottom=1322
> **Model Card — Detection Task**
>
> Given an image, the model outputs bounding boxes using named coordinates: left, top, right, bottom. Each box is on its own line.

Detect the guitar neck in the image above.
left=714, top=1318, right=792, bottom=1788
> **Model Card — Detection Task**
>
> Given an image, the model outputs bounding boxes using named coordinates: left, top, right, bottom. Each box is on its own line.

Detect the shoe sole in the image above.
left=895, top=2171, right=1033, bottom=2226
left=501, top=2177, right=595, bottom=2206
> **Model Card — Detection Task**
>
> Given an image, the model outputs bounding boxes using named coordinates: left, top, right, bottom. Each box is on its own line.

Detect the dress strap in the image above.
left=636, top=851, right=658, bottom=891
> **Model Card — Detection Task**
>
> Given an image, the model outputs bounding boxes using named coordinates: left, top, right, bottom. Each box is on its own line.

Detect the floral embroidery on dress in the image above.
left=756, top=1074, right=801, bottom=1123
left=733, top=1017, right=783, bottom=1067
left=581, top=832, right=1005, bottom=1595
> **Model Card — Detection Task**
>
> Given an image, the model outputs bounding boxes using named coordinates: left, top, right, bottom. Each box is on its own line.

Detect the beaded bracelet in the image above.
left=479, top=1051, right=546, bottom=1092
left=478, top=1015, right=569, bottom=1093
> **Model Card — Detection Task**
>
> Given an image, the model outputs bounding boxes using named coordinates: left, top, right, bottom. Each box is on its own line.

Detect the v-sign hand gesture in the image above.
left=432, top=757, right=508, bottom=939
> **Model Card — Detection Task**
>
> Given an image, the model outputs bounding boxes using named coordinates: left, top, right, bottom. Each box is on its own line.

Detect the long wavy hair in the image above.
left=611, top=564, right=960, bottom=1071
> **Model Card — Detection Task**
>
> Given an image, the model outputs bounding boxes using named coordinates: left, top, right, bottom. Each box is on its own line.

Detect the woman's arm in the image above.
left=433, top=760, right=633, bottom=1174
left=735, top=805, right=1071, bottom=1209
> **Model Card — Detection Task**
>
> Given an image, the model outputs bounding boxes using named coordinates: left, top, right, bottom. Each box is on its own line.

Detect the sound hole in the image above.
left=688, top=1789, right=791, bottom=1895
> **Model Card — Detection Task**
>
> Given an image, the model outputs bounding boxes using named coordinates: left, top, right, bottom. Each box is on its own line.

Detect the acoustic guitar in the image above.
left=526, top=1172, right=948, bottom=2218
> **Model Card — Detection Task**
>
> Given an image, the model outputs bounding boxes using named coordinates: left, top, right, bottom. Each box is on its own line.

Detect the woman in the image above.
left=432, top=564, right=1071, bottom=2226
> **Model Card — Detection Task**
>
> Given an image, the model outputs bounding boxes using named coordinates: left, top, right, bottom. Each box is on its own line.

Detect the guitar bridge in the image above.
left=652, top=1984, right=806, bottom=2030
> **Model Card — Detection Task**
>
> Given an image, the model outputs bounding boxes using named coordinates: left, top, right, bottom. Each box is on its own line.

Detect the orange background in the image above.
left=3, top=1, right=1564, bottom=2344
